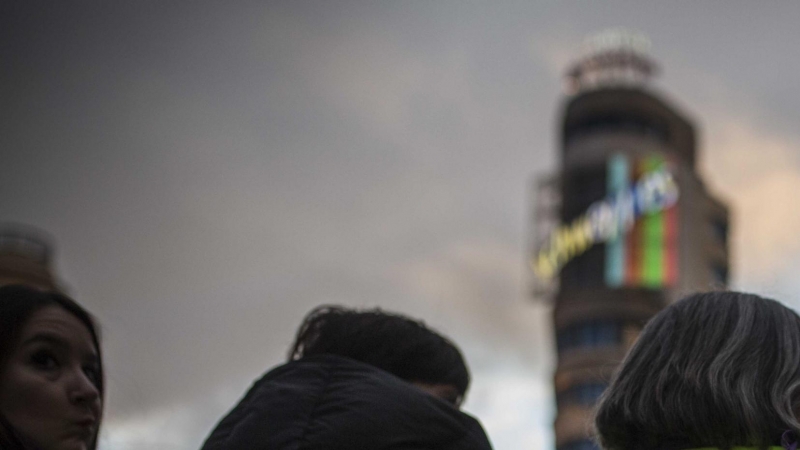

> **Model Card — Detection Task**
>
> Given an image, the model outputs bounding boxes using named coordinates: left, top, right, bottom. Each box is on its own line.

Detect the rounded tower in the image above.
left=531, top=30, right=730, bottom=450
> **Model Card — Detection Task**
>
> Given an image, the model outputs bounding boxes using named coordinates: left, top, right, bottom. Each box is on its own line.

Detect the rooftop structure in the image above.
left=564, top=29, right=658, bottom=95
left=0, top=224, right=61, bottom=291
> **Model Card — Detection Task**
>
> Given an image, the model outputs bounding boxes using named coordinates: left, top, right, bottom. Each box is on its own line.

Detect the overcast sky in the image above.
left=2, top=2, right=800, bottom=449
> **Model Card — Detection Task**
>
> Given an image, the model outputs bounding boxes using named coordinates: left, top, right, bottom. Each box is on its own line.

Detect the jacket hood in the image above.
left=201, top=354, right=493, bottom=450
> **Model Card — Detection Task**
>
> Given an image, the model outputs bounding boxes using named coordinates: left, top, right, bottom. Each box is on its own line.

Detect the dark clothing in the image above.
left=0, top=414, right=33, bottom=450
left=201, top=355, right=493, bottom=450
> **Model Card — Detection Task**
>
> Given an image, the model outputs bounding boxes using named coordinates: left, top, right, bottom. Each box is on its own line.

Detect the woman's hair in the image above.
left=288, top=305, right=470, bottom=396
left=595, top=291, right=800, bottom=450
left=0, top=284, right=104, bottom=450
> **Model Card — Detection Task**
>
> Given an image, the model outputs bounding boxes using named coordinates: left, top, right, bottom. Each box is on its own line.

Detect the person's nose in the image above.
left=68, top=368, right=100, bottom=409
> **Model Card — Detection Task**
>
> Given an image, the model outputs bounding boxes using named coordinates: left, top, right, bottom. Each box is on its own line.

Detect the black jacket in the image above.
left=200, top=355, right=493, bottom=450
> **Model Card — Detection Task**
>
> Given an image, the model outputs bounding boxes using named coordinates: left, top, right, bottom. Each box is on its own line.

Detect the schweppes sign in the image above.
left=531, top=156, right=679, bottom=283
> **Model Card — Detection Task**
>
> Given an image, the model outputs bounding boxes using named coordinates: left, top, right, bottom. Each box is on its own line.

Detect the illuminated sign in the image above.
left=531, top=157, right=678, bottom=283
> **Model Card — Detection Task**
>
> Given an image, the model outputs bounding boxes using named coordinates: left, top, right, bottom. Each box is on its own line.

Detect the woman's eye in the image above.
left=30, top=351, right=59, bottom=370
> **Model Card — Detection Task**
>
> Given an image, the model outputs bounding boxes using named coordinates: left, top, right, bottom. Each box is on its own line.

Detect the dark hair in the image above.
left=288, top=305, right=470, bottom=396
left=595, top=291, right=800, bottom=450
left=0, top=284, right=104, bottom=450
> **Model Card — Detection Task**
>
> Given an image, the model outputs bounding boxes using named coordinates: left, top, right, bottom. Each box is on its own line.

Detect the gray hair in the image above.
left=595, top=291, right=800, bottom=449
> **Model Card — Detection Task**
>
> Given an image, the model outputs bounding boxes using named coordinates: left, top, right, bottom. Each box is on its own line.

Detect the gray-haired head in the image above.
left=595, top=291, right=800, bottom=450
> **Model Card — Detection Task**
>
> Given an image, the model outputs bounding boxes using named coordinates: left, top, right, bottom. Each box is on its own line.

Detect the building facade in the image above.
left=531, top=31, right=730, bottom=450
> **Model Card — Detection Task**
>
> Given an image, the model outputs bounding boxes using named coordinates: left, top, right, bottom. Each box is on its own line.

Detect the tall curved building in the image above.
left=531, top=31, right=730, bottom=450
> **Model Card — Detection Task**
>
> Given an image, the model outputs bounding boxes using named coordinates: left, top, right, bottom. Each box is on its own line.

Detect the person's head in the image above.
left=0, top=285, right=103, bottom=450
left=288, top=305, right=470, bottom=407
left=595, top=291, right=800, bottom=450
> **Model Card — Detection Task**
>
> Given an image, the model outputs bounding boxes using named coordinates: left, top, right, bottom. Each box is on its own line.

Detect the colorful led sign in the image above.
left=531, top=156, right=679, bottom=282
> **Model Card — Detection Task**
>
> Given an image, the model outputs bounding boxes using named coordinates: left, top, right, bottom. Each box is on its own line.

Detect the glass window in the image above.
left=711, top=218, right=728, bottom=245
left=557, top=382, right=608, bottom=406
left=711, top=263, right=729, bottom=286
left=565, top=114, right=670, bottom=145
left=596, top=322, right=616, bottom=344
left=557, top=321, right=622, bottom=352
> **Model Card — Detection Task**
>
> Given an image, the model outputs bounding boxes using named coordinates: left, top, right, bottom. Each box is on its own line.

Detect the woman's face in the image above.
left=0, top=305, right=101, bottom=450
